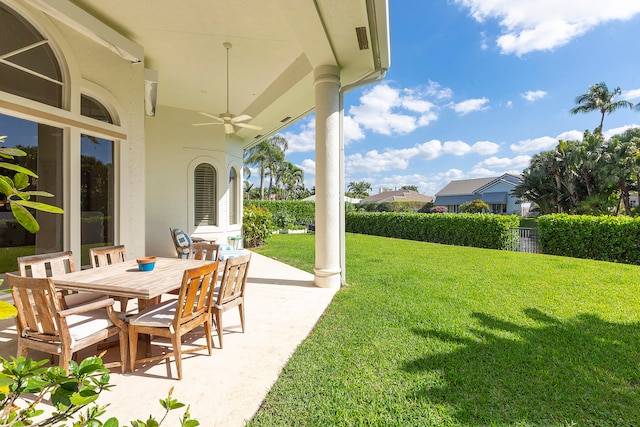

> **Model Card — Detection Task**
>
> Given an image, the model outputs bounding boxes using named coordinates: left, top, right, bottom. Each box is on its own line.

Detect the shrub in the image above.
left=459, top=199, right=489, bottom=213
left=245, top=201, right=314, bottom=226
left=429, top=205, right=448, bottom=213
left=346, top=211, right=518, bottom=250
left=538, top=213, right=640, bottom=265
left=243, top=206, right=273, bottom=248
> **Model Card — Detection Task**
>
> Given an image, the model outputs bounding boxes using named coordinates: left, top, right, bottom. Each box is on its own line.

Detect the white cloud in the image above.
left=454, top=0, right=640, bottom=55
left=344, top=115, right=365, bottom=144
left=510, top=135, right=560, bottom=153
left=506, top=100, right=513, bottom=108
left=281, top=119, right=315, bottom=153
left=604, top=124, right=640, bottom=139
left=442, top=139, right=499, bottom=156
left=556, top=130, right=584, bottom=141
left=451, top=98, right=489, bottom=115
left=299, top=158, right=316, bottom=176
left=474, top=155, right=531, bottom=170
left=349, top=83, right=439, bottom=135
left=623, top=88, right=640, bottom=101
left=522, top=90, right=547, bottom=102
left=424, top=81, right=453, bottom=100
left=344, top=140, right=444, bottom=174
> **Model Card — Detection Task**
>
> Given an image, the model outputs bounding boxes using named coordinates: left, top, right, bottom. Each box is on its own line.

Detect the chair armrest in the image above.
left=58, top=297, right=115, bottom=317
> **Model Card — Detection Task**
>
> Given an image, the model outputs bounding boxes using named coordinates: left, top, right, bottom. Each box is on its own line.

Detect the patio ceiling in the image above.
left=41, top=0, right=390, bottom=146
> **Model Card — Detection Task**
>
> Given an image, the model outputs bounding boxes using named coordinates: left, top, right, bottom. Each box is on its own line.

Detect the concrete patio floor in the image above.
left=0, top=252, right=339, bottom=425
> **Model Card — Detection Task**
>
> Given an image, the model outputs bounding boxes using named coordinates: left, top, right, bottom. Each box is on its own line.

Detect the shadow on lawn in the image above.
left=405, top=308, right=640, bottom=426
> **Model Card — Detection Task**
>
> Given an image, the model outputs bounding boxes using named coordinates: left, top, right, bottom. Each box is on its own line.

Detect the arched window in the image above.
left=0, top=3, right=63, bottom=107
left=228, top=167, right=239, bottom=225
left=194, top=163, right=217, bottom=226
left=80, top=96, right=115, bottom=259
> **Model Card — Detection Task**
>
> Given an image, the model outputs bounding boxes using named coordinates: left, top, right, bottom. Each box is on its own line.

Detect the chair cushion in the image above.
left=128, top=300, right=176, bottom=328
left=173, top=229, right=192, bottom=248
left=64, top=292, right=110, bottom=308
left=218, top=249, right=247, bottom=260
left=67, top=310, right=114, bottom=345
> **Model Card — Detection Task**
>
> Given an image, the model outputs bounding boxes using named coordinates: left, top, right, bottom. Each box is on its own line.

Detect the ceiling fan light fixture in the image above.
left=193, top=41, right=262, bottom=134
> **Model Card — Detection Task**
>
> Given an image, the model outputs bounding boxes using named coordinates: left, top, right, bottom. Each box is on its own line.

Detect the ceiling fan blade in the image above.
left=198, top=112, right=224, bottom=122
left=234, top=122, right=263, bottom=131
left=230, top=114, right=252, bottom=123
left=192, top=122, right=221, bottom=126
left=224, top=123, right=236, bottom=134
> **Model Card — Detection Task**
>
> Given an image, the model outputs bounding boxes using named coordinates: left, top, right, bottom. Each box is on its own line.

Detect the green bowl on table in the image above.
left=136, top=256, right=157, bottom=271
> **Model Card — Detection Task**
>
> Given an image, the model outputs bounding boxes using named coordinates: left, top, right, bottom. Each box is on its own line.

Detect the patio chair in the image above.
left=17, top=251, right=106, bottom=309
left=213, top=253, right=251, bottom=348
left=5, top=273, right=128, bottom=373
left=89, top=245, right=131, bottom=312
left=169, top=227, right=192, bottom=259
left=190, top=242, right=220, bottom=261
left=127, top=262, right=218, bottom=380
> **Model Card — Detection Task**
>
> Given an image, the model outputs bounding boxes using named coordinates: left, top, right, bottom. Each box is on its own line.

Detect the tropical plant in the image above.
left=0, top=355, right=198, bottom=427
left=400, top=185, right=418, bottom=192
left=346, top=181, right=371, bottom=199
left=0, top=134, right=63, bottom=233
left=242, top=205, right=273, bottom=247
left=244, top=136, right=288, bottom=200
left=459, top=199, right=489, bottom=213
left=570, top=82, right=633, bottom=133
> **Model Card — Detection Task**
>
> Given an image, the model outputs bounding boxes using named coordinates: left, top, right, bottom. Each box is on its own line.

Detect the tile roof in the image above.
left=360, top=190, right=435, bottom=203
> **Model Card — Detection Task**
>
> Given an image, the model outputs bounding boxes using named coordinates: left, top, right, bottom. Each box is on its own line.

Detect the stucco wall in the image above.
left=145, top=105, right=244, bottom=257
left=10, top=0, right=147, bottom=260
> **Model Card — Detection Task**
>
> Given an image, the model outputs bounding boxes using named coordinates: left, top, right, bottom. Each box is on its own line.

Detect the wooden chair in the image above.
left=5, top=273, right=128, bottom=373
left=89, top=245, right=131, bottom=312
left=128, top=262, right=218, bottom=380
left=213, top=253, right=251, bottom=349
left=190, top=242, right=220, bottom=261
left=17, top=252, right=105, bottom=309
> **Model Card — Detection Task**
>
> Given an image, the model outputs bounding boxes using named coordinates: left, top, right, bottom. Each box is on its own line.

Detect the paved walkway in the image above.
left=0, top=252, right=339, bottom=425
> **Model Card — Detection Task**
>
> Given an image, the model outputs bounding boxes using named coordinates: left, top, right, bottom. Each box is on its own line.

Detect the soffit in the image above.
left=56, top=0, right=386, bottom=144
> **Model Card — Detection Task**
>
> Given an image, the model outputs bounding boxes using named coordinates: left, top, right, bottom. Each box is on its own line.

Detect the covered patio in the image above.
left=0, top=251, right=338, bottom=424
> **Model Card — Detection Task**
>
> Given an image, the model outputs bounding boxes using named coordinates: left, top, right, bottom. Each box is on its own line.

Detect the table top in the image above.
left=53, top=257, right=215, bottom=299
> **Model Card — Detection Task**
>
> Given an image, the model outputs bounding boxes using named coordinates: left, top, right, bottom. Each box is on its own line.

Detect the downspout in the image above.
left=338, top=71, right=386, bottom=287
left=337, top=0, right=390, bottom=287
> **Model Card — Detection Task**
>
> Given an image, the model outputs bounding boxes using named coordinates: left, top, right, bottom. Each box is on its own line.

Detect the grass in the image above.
left=249, top=233, right=640, bottom=426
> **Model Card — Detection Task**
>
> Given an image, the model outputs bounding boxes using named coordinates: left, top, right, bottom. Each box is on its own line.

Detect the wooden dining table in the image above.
left=52, top=257, right=216, bottom=302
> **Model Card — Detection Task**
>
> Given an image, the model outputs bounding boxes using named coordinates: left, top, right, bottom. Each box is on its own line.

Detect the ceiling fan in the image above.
left=194, top=42, right=262, bottom=134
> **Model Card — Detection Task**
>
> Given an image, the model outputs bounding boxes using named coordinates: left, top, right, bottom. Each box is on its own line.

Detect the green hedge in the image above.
left=345, top=212, right=519, bottom=250
left=538, top=214, right=640, bottom=264
left=356, top=200, right=433, bottom=213
left=245, top=200, right=315, bottom=226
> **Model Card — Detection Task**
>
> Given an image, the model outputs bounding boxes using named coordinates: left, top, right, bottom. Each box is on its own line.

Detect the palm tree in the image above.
left=570, top=82, right=633, bottom=133
left=347, top=181, right=372, bottom=199
left=280, top=162, right=304, bottom=199
left=244, top=135, right=289, bottom=200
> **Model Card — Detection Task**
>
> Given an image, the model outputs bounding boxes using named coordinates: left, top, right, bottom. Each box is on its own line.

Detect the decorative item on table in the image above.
left=136, top=256, right=157, bottom=271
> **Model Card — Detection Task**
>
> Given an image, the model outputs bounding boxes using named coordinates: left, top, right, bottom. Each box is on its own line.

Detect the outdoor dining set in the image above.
left=4, top=230, right=251, bottom=381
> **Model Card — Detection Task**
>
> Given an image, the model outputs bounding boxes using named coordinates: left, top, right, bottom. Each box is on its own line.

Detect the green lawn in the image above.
left=249, top=233, right=640, bottom=426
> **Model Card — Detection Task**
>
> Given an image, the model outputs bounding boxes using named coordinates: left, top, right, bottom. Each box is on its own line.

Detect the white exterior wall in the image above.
left=145, top=105, right=243, bottom=257
left=3, top=0, right=146, bottom=262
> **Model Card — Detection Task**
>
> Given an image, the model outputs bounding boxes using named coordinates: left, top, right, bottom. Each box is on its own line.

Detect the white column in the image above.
left=314, top=65, right=341, bottom=288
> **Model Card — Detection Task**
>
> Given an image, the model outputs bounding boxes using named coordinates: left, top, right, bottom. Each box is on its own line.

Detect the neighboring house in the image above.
left=434, top=174, right=524, bottom=214
left=302, top=195, right=361, bottom=204
left=0, top=0, right=391, bottom=288
left=359, top=190, right=435, bottom=204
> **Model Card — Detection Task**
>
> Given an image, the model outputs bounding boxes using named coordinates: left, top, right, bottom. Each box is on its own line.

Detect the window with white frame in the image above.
left=194, top=163, right=217, bottom=226
left=228, top=167, right=238, bottom=225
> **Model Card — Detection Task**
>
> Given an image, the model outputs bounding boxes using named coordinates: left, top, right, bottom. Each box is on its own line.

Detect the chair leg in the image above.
left=16, top=341, right=28, bottom=359
left=239, top=303, right=245, bottom=333
left=128, top=327, right=139, bottom=373
left=204, top=320, right=213, bottom=355
left=171, top=333, right=182, bottom=380
left=120, top=297, right=129, bottom=313
left=118, top=328, right=128, bottom=374
left=214, top=310, right=224, bottom=348
left=60, top=347, right=72, bottom=372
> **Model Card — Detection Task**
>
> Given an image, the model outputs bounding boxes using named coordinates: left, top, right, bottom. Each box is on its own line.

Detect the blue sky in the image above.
left=274, top=0, right=640, bottom=196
